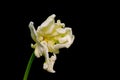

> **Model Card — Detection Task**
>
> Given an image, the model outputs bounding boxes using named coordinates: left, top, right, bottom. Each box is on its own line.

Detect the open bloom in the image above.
left=29, top=14, right=75, bottom=73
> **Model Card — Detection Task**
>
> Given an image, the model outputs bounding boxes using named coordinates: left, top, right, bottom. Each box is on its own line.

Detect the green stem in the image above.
left=23, top=52, right=35, bottom=80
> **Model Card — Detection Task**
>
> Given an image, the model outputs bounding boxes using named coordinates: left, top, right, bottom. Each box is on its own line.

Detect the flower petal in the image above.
left=34, top=44, right=43, bottom=58
left=29, top=21, right=37, bottom=42
left=44, top=54, right=56, bottom=73
left=37, top=14, right=56, bottom=35
left=40, top=14, right=55, bottom=28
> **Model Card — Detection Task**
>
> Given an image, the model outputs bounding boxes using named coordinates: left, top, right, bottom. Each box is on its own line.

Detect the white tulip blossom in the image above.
left=28, top=14, right=75, bottom=73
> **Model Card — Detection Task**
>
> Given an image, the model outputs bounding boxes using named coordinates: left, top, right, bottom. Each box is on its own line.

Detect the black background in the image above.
left=1, top=1, right=114, bottom=80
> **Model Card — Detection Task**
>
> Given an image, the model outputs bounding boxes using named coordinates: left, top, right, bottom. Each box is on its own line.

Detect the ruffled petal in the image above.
left=51, top=27, right=75, bottom=51
left=43, top=54, right=56, bottom=73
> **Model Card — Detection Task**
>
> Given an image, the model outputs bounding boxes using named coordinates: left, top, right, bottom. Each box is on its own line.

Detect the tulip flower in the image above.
left=23, top=14, right=75, bottom=80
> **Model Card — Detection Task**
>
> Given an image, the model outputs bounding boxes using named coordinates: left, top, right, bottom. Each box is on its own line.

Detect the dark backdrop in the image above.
left=1, top=1, right=111, bottom=80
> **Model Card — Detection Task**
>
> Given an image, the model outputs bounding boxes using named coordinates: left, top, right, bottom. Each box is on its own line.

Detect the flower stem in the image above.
left=23, top=52, right=35, bottom=80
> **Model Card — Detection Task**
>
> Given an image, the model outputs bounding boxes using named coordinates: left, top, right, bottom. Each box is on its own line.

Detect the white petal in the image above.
left=65, top=35, right=75, bottom=48
left=48, top=54, right=56, bottom=73
left=29, top=21, right=37, bottom=42
left=40, top=41, right=49, bottom=61
left=43, top=62, right=48, bottom=70
left=50, top=54, right=57, bottom=62
left=58, top=35, right=68, bottom=43
left=40, top=14, right=55, bottom=27
left=37, top=14, right=56, bottom=34
left=54, top=43, right=67, bottom=50
left=34, top=44, right=43, bottom=58
left=54, top=35, right=75, bottom=50
left=43, top=54, right=56, bottom=73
